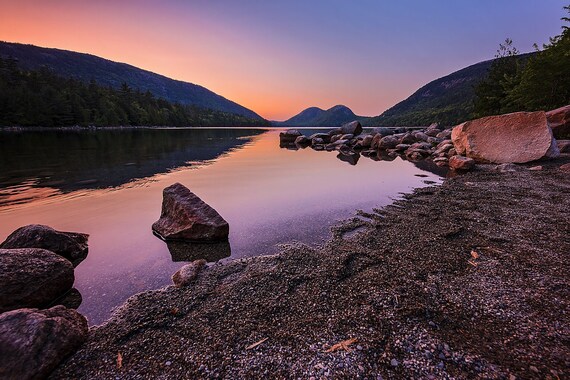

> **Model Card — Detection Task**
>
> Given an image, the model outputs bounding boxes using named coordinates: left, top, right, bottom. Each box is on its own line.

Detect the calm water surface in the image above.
left=0, top=128, right=445, bottom=325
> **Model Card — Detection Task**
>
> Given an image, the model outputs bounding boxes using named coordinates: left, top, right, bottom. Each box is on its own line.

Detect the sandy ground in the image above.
left=51, top=157, right=570, bottom=380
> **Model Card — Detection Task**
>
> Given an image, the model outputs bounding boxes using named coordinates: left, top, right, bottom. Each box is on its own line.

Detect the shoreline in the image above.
left=52, top=157, right=570, bottom=379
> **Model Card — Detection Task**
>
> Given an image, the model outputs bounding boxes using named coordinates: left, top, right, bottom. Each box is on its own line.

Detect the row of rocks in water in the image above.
left=0, top=225, right=90, bottom=380
left=280, top=107, right=570, bottom=170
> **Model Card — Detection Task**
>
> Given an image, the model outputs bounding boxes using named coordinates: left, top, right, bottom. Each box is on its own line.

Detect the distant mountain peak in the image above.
left=275, top=104, right=362, bottom=127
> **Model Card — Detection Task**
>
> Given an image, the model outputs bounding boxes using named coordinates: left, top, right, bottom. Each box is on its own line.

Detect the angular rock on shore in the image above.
left=452, top=111, right=559, bottom=163
left=0, top=306, right=88, bottom=380
left=546, top=104, right=570, bottom=139
left=0, top=224, right=89, bottom=265
left=152, top=183, right=229, bottom=241
left=0, top=248, right=74, bottom=313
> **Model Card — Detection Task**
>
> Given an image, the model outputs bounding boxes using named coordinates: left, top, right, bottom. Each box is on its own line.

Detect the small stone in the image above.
left=529, top=366, right=539, bottom=373
left=528, top=165, right=543, bottom=171
left=165, top=361, right=172, bottom=366
left=390, top=358, right=399, bottom=367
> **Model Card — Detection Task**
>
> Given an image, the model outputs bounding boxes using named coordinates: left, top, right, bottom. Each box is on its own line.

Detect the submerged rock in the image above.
left=152, top=183, right=229, bottom=242
left=0, top=224, right=88, bottom=266
left=0, top=248, right=74, bottom=313
left=0, top=306, right=88, bottom=380
left=452, top=111, right=559, bottom=163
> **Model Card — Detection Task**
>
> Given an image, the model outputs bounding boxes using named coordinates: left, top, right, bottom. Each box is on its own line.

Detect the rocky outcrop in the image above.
left=152, top=183, right=229, bottom=242
left=546, top=104, right=570, bottom=139
left=0, top=306, right=88, bottom=380
left=172, top=259, right=207, bottom=287
left=0, top=248, right=74, bottom=313
left=0, top=224, right=88, bottom=265
left=340, top=120, right=362, bottom=136
left=452, top=111, right=559, bottom=163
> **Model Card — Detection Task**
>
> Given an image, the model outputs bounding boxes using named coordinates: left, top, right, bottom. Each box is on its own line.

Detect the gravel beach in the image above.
left=52, top=158, right=570, bottom=380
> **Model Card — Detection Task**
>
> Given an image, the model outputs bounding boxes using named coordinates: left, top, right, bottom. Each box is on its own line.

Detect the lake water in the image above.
left=0, top=128, right=445, bottom=325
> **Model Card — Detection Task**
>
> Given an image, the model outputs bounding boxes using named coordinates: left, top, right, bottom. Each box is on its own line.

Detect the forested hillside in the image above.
left=0, top=57, right=267, bottom=127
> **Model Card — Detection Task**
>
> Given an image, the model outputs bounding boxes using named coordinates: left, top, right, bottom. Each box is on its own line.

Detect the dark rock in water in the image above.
left=0, top=248, right=74, bottom=313
left=152, top=183, right=229, bottom=242
left=0, top=224, right=88, bottom=266
left=378, top=135, right=400, bottom=150
left=312, top=137, right=325, bottom=145
left=49, top=288, right=82, bottom=310
left=327, top=128, right=343, bottom=137
left=337, top=151, right=360, bottom=166
left=172, top=259, right=207, bottom=287
left=371, top=127, right=394, bottom=136
left=436, top=129, right=452, bottom=139
left=166, top=240, right=231, bottom=262
left=400, top=133, right=417, bottom=144
left=361, top=134, right=374, bottom=148
left=279, top=129, right=302, bottom=143
left=294, top=135, right=311, bottom=146
left=413, top=131, right=430, bottom=142
left=340, top=121, right=362, bottom=136
left=309, top=133, right=331, bottom=143
left=0, top=305, right=88, bottom=380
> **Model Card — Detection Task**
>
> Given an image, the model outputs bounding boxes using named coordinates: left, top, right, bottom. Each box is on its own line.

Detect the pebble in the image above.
left=390, top=359, right=399, bottom=367
left=165, top=361, right=172, bottom=366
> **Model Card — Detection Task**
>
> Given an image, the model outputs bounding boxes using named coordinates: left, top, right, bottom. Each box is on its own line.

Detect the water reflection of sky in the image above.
left=0, top=129, right=444, bottom=325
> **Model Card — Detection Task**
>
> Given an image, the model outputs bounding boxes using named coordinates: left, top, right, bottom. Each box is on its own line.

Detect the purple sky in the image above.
left=0, top=0, right=567, bottom=119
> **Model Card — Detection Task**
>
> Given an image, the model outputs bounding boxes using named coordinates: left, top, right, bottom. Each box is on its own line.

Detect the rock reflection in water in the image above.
left=166, top=240, right=231, bottom=262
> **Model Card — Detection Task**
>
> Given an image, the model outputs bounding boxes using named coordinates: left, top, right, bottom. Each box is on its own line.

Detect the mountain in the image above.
left=275, top=105, right=364, bottom=127
left=365, top=53, right=535, bottom=127
left=0, top=41, right=263, bottom=120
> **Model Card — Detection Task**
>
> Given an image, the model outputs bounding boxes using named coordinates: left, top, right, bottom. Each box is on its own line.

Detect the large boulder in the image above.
left=0, top=248, right=74, bottom=313
left=546, top=104, right=570, bottom=139
left=152, top=183, right=229, bottom=242
left=0, top=306, right=88, bottom=380
left=0, top=224, right=88, bottom=265
left=340, top=121, right=362, bottom=136
left=452, top=111, right=559, bottom=163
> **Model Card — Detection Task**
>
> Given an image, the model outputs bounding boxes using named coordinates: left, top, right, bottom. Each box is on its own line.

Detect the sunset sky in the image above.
left=0, top=0, right=566, bottom=120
